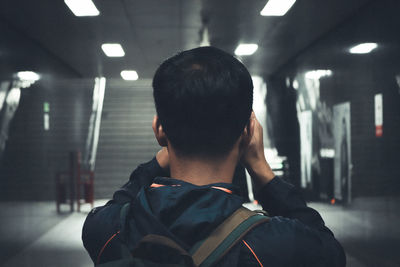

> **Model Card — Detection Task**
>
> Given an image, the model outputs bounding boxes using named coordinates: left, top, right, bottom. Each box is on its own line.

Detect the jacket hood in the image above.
left=125, top=177, right=244, bottom=250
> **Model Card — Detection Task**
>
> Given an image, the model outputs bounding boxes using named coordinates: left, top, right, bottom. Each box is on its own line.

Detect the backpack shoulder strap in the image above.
left=191, top=207, right=269, bottom=267
left=119, top=202, right=131, bottom=236
left=120, top=202, right=130, bottom=223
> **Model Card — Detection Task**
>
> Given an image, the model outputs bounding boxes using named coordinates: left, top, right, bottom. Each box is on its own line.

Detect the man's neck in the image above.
left=168, top=147, right=239, bottom=186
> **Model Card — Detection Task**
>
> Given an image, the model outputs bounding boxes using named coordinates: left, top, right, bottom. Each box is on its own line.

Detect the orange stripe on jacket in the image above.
left=150, top=183, right=231, bottom=194
left=243, top=240, right=263, bottom=267
left=150, top=183, right=181, bottom=188
left=97, top=230, right=120, bottom=264
left=211, top=186, right=233, bottom=194
left=150, top=183, right=166, bottom=188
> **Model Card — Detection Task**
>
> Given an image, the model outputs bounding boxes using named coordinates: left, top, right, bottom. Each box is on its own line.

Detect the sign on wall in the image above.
left=43, top=102, right=50, bottom=131
left=374, top=93, right=383, bottom=137
left=333, top=102, right=351, bottom=203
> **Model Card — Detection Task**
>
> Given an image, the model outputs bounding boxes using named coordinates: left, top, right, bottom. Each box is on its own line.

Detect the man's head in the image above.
left=152, top=46, right=253, bottom=157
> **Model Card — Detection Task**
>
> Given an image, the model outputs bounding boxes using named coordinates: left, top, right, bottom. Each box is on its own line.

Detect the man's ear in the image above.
left=152, top=115, right=168, bottom=147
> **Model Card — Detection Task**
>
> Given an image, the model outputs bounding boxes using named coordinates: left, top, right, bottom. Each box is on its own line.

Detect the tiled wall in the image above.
left=0, top=80, right=92, bottom=200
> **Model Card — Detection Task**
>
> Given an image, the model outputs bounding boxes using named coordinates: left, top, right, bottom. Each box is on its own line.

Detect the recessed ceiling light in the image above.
left=121, top=70, right=139, bottom=81
left=101, top=43, right=125, bottom=57
left=320, top=148, right=335, bottom=158
left=349, top=43, right=378, bottom=54
left=305, top=70, right=332, bottom=80
left=260, top=0, right=296, bottom=16
left=292, top=79, right=299, bottom=90
left=64, top=0, right=100, bottom=17
left=14, top=71, right=40, bottom=88
left=234, top=44, right=258, bottom=56
left=17, top=71, right=40, bottom=81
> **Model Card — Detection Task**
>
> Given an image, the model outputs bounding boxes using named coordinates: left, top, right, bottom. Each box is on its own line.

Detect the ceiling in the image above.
left=0, top=0, right=373, bottom=79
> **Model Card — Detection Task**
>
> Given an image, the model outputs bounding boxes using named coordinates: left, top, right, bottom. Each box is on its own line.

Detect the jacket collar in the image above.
left=128, top=176, right=244, bottom=248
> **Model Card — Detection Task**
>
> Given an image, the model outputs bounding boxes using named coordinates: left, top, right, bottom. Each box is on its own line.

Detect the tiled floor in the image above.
left=0, top=202, right=70, bottom=265
left=1, top=197, right=399, bottom=267
left=0, top=201, right=106, bottom=267
left=310, top=197, right=400, bottom=267
left=2, top=212, right=92, bottom=267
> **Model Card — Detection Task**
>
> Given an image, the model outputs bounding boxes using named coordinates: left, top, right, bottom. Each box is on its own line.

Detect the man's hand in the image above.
left=241, top=112, right=275, bottom=186
left=156, top=147, right=169, bottom=171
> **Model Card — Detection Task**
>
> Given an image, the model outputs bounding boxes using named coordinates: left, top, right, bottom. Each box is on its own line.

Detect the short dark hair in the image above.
left=153, top=46, right=253, bottom=156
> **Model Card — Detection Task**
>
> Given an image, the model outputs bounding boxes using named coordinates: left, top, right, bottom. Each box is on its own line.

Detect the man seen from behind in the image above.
left=82, top=46, right=346, bottom=266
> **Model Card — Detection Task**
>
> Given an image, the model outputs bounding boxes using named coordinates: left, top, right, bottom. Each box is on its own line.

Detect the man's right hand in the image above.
left=241, top=112, right=275, bottom=187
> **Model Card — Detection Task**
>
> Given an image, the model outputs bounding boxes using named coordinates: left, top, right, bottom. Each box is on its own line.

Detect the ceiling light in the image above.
left=101, top=43, right=125, bottom=57
left=305, top=70, right=332, bottom=80
left=320, top=148, right=335, bottom=158
left=14, top=71, right=40, bottom=88
left=17, top=71, right=40, bottom=81
left=292, top=79, right=299, bottom=89
left=121, top=70, right=138, bottom=81
left=234, top=44, right=258, bottom=56
left=260, top=0, right=296, bottom=16
left=64, top=0, right=100, bottom=17
left=349, top=43, right=378, bottom=54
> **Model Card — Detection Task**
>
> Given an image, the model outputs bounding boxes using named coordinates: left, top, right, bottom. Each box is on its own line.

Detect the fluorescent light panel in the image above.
left=64, top=0, right=100, bottom=17
left=305, top=69, right=332, bottom=80
left=349, top=43, right=378, bottom=54
left=260, top=0, right=296, bottom=16
left=101, top=43, right=125, bottom=57
left=320, top=148, right=335, bottom=158
left=17, top=71, right=40, bottom=81
left=235, top=44, right=258, bottom=56
left=121, top=70, right=138, bottom=81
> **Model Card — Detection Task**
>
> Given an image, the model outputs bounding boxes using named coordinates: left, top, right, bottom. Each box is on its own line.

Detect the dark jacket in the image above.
left=82, top=158, right=346, bottom=266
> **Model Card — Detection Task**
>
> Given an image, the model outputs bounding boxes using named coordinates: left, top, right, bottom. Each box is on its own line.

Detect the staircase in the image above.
left=94, top=79, right=160, bottom=199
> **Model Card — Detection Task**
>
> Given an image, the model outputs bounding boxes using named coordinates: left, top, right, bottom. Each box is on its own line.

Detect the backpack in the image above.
left=97, top=203, right=269, bottom=267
